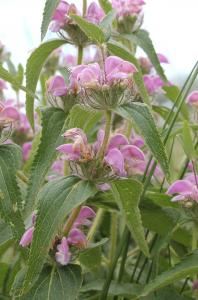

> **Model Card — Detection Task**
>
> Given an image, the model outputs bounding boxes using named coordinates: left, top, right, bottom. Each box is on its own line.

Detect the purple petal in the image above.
left=187, top=90, right=198, bottom=106
left=74, top=206, right=96, bottom=227
left=47, top=75, right=67, bottom=96
left=55, top=237, right=71, bottom=265
left=108, top=134, right=128, bottom=151
left=105, top=148, right=126, bottom=176
left=0, top=106, right=19, bottom=121
left=157, top=53, right=169, bottom=64
left=121, top=145, right=145, bottom=161
left=19, top=226, right=34, bottom=247
left=67, top=228, right=87, bottom=248
left=56, top=144, right=81, bottom=161
left=167, top=180, right=193, bottom=195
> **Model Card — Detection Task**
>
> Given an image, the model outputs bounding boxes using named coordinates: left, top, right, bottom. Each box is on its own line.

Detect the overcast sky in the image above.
left=0, top=0, right=197, bottom=83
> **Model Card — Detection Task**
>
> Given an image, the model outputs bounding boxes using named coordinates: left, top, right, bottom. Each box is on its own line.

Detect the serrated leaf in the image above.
left=123, top=30, right=168, bottom=82
left=25, top=107, right=67, bottom=214
left=139, top=250, right=198, bottom=298
left=112, top=179, right=149, bottom=257
left=71, top=15, right=106, bottom=44
left=26, top=39, right=67, bottom=128
left=107, top=42, right=150, bottom=105
left=41, top=0, right=60, bottom=40
left=69, top=105, right=102, bottom=134
left=114, top=103, right=169, bottom=177
left=99, top=0, right=112, bottom=13
left=23, top=177, right=97, bottom=293
left=0, top=144, right=25, bottom=243
left=13, top=264, right=82, bottom=299
left=23, top=132, right=42, bottom=173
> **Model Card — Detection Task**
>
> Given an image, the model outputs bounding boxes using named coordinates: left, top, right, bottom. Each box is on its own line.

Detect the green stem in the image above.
left=109, top=212, right=118, bottom=265
left=77, top=45, right=83, bottom=65
left=87, top=208, right=104, bottom=242
left=98, top=110, right=112, bottom=160
left=63, top=206, right=81, bottom=235
left=82, top=0, right=87, bottom=17
left=16, top=171, right=28, bottom=183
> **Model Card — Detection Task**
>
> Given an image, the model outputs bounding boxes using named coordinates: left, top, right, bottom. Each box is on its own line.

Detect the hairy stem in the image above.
left=109, top=212, right=118, bottom=265
left=87, top=208, right=104, bottom=242
left=98, top=110, right=112, bottom=160
left=77, top=45, right=83, bottom=65
left=63, top=206, right=81, bottom=235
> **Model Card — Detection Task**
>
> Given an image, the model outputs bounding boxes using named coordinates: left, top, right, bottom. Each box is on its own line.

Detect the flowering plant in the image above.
left=0, top=0, right=198, bottom=299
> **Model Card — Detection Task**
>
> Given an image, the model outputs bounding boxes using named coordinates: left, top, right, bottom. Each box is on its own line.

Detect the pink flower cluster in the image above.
left=57, top=128, right=145, bottom=177
left=19, top=206, right=95, bottom=266
left=47, top=56, right=137, bottom=97
left=112, top=0, right=145, bottom=19
left=187, top=91, right=198, bottom=108
left=50, top=1, right=104, bottom=32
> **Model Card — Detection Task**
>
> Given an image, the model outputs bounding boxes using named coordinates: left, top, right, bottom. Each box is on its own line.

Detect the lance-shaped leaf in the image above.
left=25, top=107, right=67, bottom=214
left=41, top=0, right=60, bottom=40
left=138, top=250, right=198, bottom=298
left=13, top=264, right=82, bottom=299
left=107, top=42, right=150, bottom=105
left=122, top=30, right=168, bottom=82
left=22, top=177, right=97, bottom=293
left=0, top=145, right=25, bottom=242
left=71, top=15, right=106, bottom=44
left=99, top=0, right=112, bottom=13
left=114, top=103, right=169, bottom=177
left=111, top=179, right=149, bottom=257
left=26, top=39, right=67, bottom=128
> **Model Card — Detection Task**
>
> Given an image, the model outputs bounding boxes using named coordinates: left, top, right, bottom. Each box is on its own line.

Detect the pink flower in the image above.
left=143, top=74, right=164, bottom=94
left=50, top=1, right=79, bottom=32
left=22, top=142, right=32, bottom=161
left=157, top=53, right=169, bottom=64
left=130, top=132, right=144, bottom=148
left=105, top=148, right=126, bottom=176
left=105, top=56, right=137, bottom=84
left=70, top=63, right=101, bottom=91
left=47, top=75, right=68, bottom=96
left=107, top=134, right=128, bottom=151
left=167, top=175, right=198, bottom=202
left=0, top=102, right=19, bottom=126
left=74, top=206, right=96, bottom=227
left=0, top=79, right=7, bottom=91
left=67, top=228, right=87, bottom=248
left=55, top=237, right=71, bottom=265
left=63, top=54, right=77, bottom=67
left=51, top=159, right=64, bottom=175
left=19, top=226, right=34, bottom=247
left=16, top=113, right=31, bottom=133
left=86, top=2, right=105, bottom=24
left=57, top=128, right=91, bottom=161
left=112, top=0, right=145, bottom=19
left=187, top=90, right=198, bottom=107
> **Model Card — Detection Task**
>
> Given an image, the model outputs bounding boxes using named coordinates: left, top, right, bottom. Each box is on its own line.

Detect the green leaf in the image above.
left=0, top=219, right=12, bottom=246
left=99, top=0, right=112, bottom=13
left=26, top=39, right=66, bottom=128
left=123, top=30, right=168, bottom=82
left=0, top=144, right=25, bottom=243
left=139, top=250, right=198, bottom=298
left=0, top=64, right=35, bottom=98
left=23, top=177, right=97, bottom=293
left=25, top=107, right=67, bottom=214
left=71, top=15, right=106, bottom=44
left=99, top=9, right=116, bottom=39
left=107, top=42, right=150, bottom=105
left=114, top=103, right=169, bottom=177
left=23, top=132, right=42, bottom=173
left=111, top=179, right=149, bottom=257
left=41, top=0, right=60, bottom=40
left=181, top=120, right=195, bottom=159
left=69, top=105, right=102, bottom=135
left=143, top=287, right=193, bottom=300
left=79, top=238, right=108, bottom=271
left=13, top=264, right=82, bottom=299
left=81, top=279, right=141, bottom=297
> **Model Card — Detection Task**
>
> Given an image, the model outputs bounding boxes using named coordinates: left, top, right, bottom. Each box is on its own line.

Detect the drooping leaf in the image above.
left=0, top=64, right=35, bottom=98
left=0, top=144, right=25, bottom=243
left=41, top=0, right=60, bottom=40
left=71, top=15, right=106, bottom=44
left=25, top=107, right=67, bottom=213
left=139, top=250, right=198, bottom=298
left=122, top=30, right=168, bottom=82
left=99, top=0, right=112, bottom=13
left=69, top=105, right=102, bottom=135
left=107, top=41, right=150, bottom=105
left=26, top=39, right=67, bottom=128
left=112, top=179, right=149, bottom=257
left=23, top=177, right=97, bottom=293
left=13, top=264, right=82, bottom=299
left=114, top=103, right=169, bottom=177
